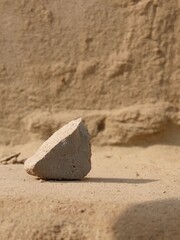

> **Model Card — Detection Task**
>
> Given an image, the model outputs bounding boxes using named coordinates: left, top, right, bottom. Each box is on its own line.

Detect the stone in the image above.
left=24, top=118, right=91, bottom=180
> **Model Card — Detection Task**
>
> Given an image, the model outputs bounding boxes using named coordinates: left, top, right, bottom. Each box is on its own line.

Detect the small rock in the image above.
left=80, top=209, right=86, bottom=213
left=24, top=118, right=91, bottom=180
left=39, top=179, right=45, bottom=183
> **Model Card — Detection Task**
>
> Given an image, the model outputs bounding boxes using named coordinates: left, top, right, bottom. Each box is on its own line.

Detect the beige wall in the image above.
left=0, top=0, right=180, bottom=145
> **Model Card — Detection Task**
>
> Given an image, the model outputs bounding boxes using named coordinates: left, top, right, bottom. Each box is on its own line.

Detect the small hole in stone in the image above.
left=97, top=118, right=105, bottom=132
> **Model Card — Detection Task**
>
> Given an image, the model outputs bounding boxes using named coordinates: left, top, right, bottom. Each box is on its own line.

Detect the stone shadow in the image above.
left=45, top=178, right=157, bottom=184
left=84, top=178, right=157, bottom=184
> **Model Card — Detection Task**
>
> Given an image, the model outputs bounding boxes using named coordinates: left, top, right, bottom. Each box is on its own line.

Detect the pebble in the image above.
left=24, top=118, right=91, bottom=180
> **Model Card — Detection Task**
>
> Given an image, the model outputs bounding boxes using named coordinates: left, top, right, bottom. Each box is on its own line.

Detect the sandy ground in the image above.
left=1, top=1, right=180, bottom=239
left=0, top=142, right=180, bottom=239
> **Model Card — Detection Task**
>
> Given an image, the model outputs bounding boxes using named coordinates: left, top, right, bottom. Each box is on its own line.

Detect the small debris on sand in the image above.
left=24, top=118, right=91, bottom=180
left=0, top=152, right=25, bottom=165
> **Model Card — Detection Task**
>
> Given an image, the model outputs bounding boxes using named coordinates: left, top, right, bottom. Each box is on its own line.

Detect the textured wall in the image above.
left=0, top=0, right=180, bottom=145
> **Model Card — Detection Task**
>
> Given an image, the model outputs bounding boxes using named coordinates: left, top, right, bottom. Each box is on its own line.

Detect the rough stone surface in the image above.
left=24, top=118, right=91, bottom=180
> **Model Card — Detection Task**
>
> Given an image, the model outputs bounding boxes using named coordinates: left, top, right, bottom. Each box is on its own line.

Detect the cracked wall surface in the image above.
left=0, top=0, right=179, bottom=145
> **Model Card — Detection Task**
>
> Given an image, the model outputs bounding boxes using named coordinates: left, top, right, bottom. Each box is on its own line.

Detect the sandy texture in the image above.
left=1, top=102, right=180, bottom=146
left=0, top=1, right=180, bottom=238
left=0, top=0, right=180, bottom=145
left=21, top=102, right=180, bottom=146
left=0, top=143, right=180, bottom=239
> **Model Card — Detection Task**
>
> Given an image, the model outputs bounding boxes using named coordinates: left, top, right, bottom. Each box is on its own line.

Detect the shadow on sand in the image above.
left=113, top=199, right=180, bottom=240
left=44, top=177, right=157, bottom=184
left=83, top=177, right=157, bottom=184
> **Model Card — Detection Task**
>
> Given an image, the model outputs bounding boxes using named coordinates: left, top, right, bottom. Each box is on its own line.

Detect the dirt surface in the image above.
left=1, top=0, right=180, bottom=239
left=0, top=142, right=180, bottom=239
